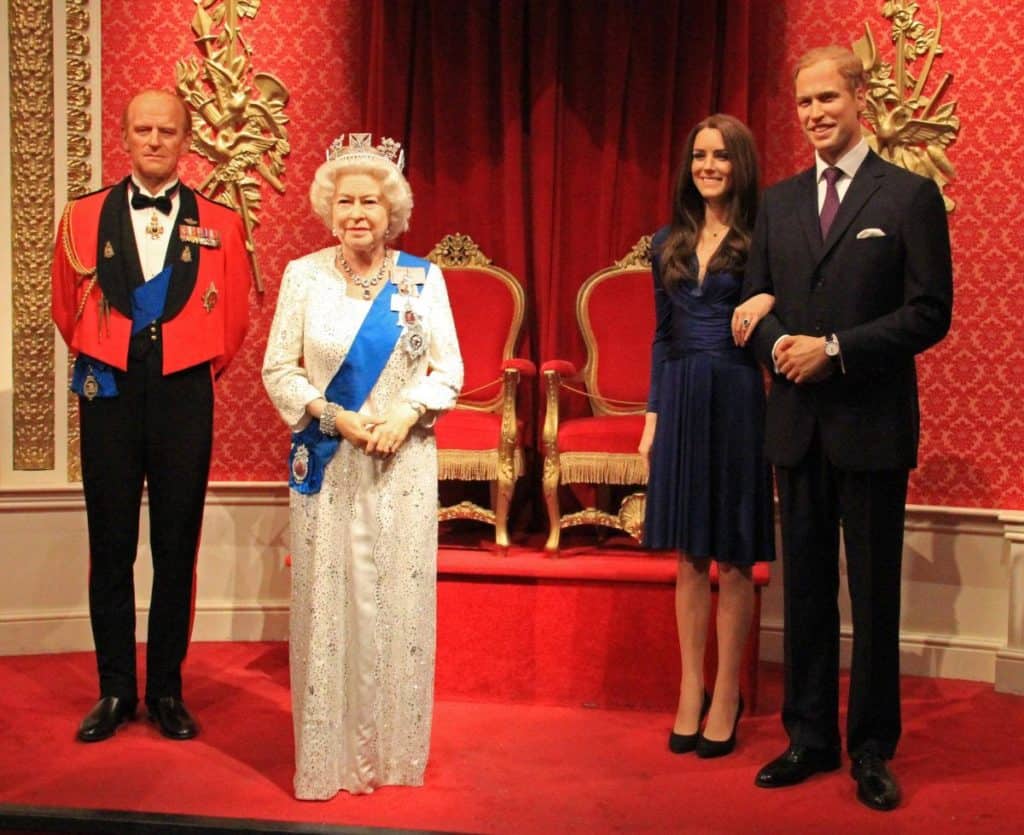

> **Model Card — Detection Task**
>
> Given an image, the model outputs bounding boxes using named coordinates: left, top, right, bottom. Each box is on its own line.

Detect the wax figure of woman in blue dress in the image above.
left=640, top=114, right=776, bottom=758
left=263, top=134, right=463, bottom=798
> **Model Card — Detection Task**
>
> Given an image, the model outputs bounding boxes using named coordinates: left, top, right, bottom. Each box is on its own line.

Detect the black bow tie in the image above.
left=130, top=183, right=178, bottom=215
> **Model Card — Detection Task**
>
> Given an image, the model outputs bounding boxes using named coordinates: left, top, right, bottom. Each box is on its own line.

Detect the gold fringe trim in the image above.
left=560, top=453, right=646, bottom=485
left=438, top=449, right=524, bottom=480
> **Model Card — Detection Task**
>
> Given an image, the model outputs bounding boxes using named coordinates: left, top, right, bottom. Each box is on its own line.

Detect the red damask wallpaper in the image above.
left=101, top=1, right=1023, bottom=508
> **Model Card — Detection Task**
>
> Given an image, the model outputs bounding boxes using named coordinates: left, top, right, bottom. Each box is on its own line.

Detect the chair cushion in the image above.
left=557, top=414, right=645, bottom=453
left=436, top=409, right=524, bottom=451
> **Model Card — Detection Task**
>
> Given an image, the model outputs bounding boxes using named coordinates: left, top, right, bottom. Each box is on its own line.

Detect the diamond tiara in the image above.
left=325, top=132, right=405, bottom=172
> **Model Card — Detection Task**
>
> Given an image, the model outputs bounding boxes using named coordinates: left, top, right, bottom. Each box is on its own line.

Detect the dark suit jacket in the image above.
left=742, top=150, right=953, bottom=471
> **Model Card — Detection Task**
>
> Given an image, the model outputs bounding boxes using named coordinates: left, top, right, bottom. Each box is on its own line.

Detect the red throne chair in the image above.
left=540, top=237, right=654, bottom=552
left=428, top=234, right=535, bottom=548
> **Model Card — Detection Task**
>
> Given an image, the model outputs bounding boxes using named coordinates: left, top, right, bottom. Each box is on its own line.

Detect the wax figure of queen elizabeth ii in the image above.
left=262, top=133, right=463, bottom=799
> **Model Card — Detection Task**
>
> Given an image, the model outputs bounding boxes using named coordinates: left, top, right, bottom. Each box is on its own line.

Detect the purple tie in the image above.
left=819, top=166, right=842, bottom=240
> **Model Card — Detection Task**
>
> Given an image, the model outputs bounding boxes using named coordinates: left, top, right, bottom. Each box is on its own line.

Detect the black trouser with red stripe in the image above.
left=79, top=335, right=212, bottom=705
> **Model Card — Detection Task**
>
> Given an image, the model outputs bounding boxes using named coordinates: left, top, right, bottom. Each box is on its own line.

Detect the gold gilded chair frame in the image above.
left=542, top=236, right=652, bottom=551
left=427, top=234, right=528, bottom=548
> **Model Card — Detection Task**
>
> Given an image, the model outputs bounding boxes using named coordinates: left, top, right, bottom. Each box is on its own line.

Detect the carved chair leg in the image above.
left=543, top=459, right=561, bottom=552
left=493, top=475, right=513, bottom=550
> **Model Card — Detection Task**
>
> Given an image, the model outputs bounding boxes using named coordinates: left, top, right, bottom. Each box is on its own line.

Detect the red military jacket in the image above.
left=52, top=177, right=251, bottom=376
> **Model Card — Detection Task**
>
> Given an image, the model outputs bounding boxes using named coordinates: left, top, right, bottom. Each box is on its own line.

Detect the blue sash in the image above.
left=130, top=265, right=172, bottom=335
left=288, top=253, right=430, bottom=494
left=70, top=266, right=174, bottom=400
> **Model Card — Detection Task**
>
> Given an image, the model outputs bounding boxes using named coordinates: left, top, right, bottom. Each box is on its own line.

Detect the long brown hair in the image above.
left=659, top=114, right=760, bottom=287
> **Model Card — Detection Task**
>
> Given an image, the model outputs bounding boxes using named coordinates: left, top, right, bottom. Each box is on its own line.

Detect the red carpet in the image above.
left=1, top=641, right=1022, bottom=834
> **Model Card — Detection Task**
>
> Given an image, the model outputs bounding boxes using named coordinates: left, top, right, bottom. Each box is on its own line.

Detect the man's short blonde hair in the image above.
left=793, top=46, right=867, bottom=94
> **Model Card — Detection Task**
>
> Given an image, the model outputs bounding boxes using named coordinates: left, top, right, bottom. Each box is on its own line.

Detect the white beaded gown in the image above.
left=262, top=247, right=463, bottom=798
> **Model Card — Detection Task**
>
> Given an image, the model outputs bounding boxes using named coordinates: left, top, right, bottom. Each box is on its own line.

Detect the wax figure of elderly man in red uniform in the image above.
left=52, top=89, right=251, bottom=742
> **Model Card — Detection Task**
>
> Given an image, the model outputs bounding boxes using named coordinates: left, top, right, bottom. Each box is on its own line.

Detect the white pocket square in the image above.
left=856, top=227, right=887, bottom=239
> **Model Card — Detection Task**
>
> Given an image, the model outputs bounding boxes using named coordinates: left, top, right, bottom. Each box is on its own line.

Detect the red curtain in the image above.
left=364, top=0, right=763, bottom=411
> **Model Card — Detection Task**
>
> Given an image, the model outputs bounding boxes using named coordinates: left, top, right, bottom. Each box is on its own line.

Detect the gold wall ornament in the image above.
left=854, top=1, right=959, bottom=211
left=10, top=0, right=55, bottom=470
left=175, top=0, right=291, bottom=292
left=66, top=0, right=95, bottom=481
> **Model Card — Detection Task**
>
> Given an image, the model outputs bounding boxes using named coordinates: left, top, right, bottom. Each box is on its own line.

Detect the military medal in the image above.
left=400, top=303, right=427, bottom=359
left=103, top=241, right=115, bottom=259
left=179, top=225, right=221, bottom=247
left=202, top=281, right=219, bottom=313
left=82, top=371, right=99, bottom=401
left=181, top=246, right=193, bottom=263
left=145, top=211, right=164, bottom=240
left=291, top=445, right=310, bottom=484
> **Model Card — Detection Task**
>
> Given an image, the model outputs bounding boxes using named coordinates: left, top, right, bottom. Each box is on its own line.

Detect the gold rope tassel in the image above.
left=560, top=453, right=646, bottom=485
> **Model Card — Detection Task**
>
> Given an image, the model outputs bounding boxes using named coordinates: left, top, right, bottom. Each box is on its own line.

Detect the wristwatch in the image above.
left=825, top=333, right=845, bottom=374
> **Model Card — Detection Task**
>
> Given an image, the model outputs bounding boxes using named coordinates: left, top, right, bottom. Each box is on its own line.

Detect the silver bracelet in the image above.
left=319, top=402, right=340, bottom=437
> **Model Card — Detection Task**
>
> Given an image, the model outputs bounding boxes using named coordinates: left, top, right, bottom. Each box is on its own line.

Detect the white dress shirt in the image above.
left=128, top=177, right=180, bottom=281
left=814, top=138, right=869, bottom=210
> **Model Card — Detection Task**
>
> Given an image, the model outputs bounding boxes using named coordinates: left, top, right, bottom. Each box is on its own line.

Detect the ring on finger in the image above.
left=741, top=317, right=751, bottom=328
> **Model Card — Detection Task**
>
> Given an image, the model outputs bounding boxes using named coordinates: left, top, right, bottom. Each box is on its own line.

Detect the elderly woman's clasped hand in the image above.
left=321, top=400, right=421, bottom=458
left=363, top=403, right=421, bottom=457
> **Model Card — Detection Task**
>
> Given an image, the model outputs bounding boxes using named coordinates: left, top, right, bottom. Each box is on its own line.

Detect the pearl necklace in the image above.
left=336, top=248, right=391, bottom=299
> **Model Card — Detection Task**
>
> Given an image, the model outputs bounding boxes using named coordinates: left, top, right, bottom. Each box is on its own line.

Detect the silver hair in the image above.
left=309, top=156, right=413, bottom=240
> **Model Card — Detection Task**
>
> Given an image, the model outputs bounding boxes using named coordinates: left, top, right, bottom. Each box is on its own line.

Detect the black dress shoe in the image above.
left=147, top=696, right=198, bottom=740
left=755, top=745, right=841, bottom=788
left=77, top=696, right=136, bottom=742
left=851, top=752, right=901, bottom=811
left=668, top=690, right=711, bottom=754
left=696, top=695, right=744, bottom=758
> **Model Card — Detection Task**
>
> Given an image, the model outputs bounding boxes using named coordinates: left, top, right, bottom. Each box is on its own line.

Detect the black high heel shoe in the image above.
left=668, top=690, right=711, bottom=754
left=695, top=695, right=744, bottom=758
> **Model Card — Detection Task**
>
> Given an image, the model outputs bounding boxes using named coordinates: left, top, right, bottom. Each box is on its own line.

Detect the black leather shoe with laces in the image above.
left=754, top=745, right=841, bottom=788
left=851, top=752, right=901, bottom=811
left=77, top=696, right=136, bottom=742
left=147, top=696, right=198, bottom=740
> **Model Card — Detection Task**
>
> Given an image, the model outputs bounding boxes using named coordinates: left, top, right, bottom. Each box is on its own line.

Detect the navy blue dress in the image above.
left=643, top=227, right=775, bottom=565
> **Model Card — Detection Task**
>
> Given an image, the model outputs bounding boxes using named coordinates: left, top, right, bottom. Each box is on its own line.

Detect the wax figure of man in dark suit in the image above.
left=52, top=89, right=251, bottom=742
left=738, top=46, right=952, bottom=811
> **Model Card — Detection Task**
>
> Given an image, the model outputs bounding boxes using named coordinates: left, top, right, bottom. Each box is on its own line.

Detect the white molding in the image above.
left=0, top=481, right=289, bottom=510
left=759, top=620, right=1001, bottom=683
left=0, top=493, right=1019, bottom=690
left=0, top=603, right=290, bottom=654
left=996, top=513, right=1024, bottom=693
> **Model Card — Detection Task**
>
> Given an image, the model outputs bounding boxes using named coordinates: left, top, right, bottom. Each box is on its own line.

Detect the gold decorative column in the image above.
left=9, top=0, right=55, bottom=470
left=65, top=0, right=95, bottom=482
